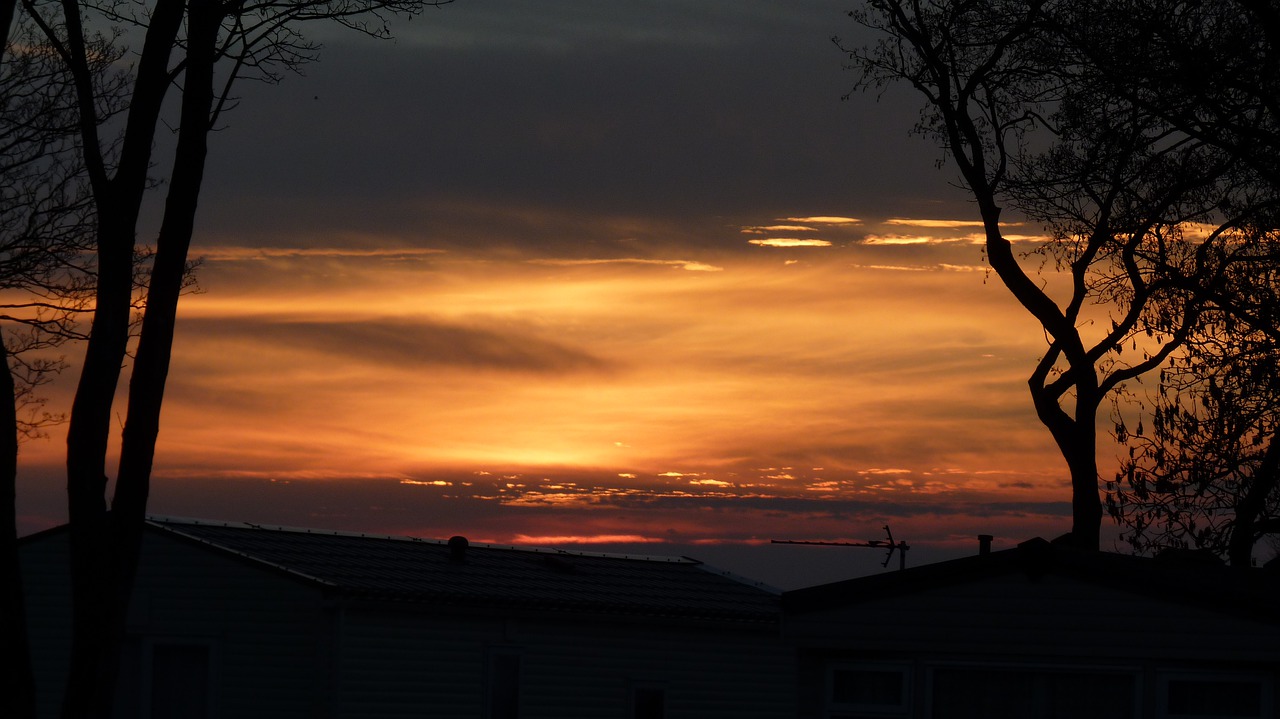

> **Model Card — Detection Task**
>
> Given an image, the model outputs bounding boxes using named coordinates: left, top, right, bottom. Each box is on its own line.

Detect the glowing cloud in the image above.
left=740, top=225, right=818, bottom=234
left=862, top=235, right=936, bottom=246
left=199, top=246, right=448, bottom=261
left=783, top=216, right=861, bottom=224
left=862, top=234, right=985, bottom=245
left=511, top=534, right=663, bottom=545
left=749, top=238, right=833, bottom=248
left=885, top=218, right=989, bottom=228
left=529, top=258, right=723, bottom=272
left=858, top=264, right=929, bottom=272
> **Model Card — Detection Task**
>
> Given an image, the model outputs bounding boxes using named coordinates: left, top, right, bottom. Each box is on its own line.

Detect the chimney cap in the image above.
left=978, top=534, right=994, bottom=555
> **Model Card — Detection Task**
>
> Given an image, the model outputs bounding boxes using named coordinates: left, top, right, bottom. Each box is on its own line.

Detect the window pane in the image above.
left=832, top=669, right=905, bottom=706
left=932, top=669, right=1035, bottom=719
left=634, top=687, right=665, bottom=719
left=1167, top=680, right=1262, bottom=717
left=933, top=668, right=1136, bottom=719
left=489, top=654, right=520, bottom=719
left=1050, top=672, right=1135, bottom=719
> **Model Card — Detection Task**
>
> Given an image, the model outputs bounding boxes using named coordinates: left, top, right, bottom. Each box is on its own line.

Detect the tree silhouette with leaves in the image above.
left=844, top=0, right=1277, bottom=550
left=1048, top=0, right=1280, bottom=566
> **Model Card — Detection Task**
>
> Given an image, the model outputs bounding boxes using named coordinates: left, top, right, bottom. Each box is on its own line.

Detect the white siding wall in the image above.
left=336, top=607, right=491, bottom=718
left=19, top=530, right=75, bottom=719
left=339, top=607, right=796, bottom=719
left=22, top=530, right=795, bottom=719
left=22, top=530, right=333, bottom=719
left=786, top=573, right=1280, bottom=663
left=786, top=573, right=1280, bottom=719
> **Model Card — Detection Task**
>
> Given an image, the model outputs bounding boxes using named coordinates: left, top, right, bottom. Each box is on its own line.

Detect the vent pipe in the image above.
left=978, top=535, right=993, bottom=556
left=448, top=535, right=469, bottom=562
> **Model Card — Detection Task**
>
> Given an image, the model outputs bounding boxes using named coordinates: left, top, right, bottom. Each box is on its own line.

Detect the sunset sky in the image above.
left=15, top=0, right=1110, bottom=588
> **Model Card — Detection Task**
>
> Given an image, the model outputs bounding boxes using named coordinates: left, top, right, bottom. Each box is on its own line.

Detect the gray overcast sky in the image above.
left=196, top=0, right=958, bottom=254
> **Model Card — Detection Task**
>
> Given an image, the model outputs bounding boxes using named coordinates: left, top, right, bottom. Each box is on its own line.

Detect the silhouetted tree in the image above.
left=1043, top=0, right=1280, bottom=565
left=1109, top=302, right=1280, bottom=565
left=13, top=0, right=453, bottom=714
left=1108, top=228, right=1280, bottom=566
left=0, top=12, right=116, bottom=717
left=844, top=0, right=1274, bottom=550
left=1056, top=0, right=1280, bottom=198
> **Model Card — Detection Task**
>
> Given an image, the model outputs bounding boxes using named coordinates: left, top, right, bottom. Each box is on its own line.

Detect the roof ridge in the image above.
left=146, top=515, right=450, bottom=545
left=144, top=515, right=699, bottom=563
left=136, top=516, right=779, bottom=622
left=695, top=561, right=783, bottom=596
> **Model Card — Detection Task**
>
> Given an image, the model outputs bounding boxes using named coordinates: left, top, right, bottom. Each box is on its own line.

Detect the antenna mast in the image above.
left=770, top=525, right=909, bottom=570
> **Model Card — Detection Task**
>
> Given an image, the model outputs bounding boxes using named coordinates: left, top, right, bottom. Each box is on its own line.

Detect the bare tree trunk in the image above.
left=1228, top=438, right=1280, bottom=566
left=60, top=1, right=185, bottom=713
left=1, top=14, right=39, bottom=719
left=981, top=201, right=1104, bottom=550
left=110, top=0, right=217, bottom=680
left=115, top=0, right=214, bottom=529
left=1062, top=425, right=1103, bottom=550
left=0, top=339, right=37, bottom=719
left=62, top=210, right=148, bottom=719
left=1031, top=381, right=1104, bottom=550
left=0, top=0, right=17, bottom=62
left=62, top=0, right=213, bottom=713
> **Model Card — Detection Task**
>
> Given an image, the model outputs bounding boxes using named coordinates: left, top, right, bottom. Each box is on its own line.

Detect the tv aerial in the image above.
left=771, top=525, right=909, bottom=570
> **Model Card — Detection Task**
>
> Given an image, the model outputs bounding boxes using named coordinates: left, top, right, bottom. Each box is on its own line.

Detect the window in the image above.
left=1159, top=673, right=1271, bottom=719
left=828, top=664, right=910, bottom=718
left=486, top=650, right=521, bottom=719
left=930, top=665, right=1137, bottom=719
left=632, top=685, right=666, bottom=719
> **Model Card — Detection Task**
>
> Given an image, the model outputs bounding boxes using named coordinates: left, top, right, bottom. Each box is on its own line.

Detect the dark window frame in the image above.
left=826, top=662, right=912, bottom=718
left=925, top=661, right=1142, bottom=719
left=1156, top=671, right=1273, bottom=719
left=485, top=647, right=522, bottom=719
left=630, top=681, right=667, bottom=719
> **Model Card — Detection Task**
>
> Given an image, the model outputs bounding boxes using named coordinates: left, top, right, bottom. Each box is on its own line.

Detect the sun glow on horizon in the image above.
left=16, top=212, right=1076, bottom=554
left=150, top=238, right=1062, bottom=492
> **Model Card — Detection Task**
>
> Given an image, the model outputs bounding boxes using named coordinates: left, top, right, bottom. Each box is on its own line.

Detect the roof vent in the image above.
left=448, top=535, right=468, bottom=562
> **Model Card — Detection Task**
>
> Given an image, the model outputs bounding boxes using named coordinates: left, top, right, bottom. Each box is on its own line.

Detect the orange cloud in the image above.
left=16, top=216, right=1086, bottom=577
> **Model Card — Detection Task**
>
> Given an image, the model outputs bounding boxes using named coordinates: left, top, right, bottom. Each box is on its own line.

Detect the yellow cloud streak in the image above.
left=748, top=238, right=833, bottom=247
left=143, top=250, right=1062, bottom=491
left=740, top=225, right=819, bottom=233
left=783, top=216, right=861, bottom=224
left=885, top=218, right=989, bottom=228
left=528, top=258, right=722, bottom=271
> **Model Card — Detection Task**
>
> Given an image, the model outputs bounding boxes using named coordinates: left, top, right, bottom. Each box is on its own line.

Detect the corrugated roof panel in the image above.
left=147, top=516, right=778, bottom=622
